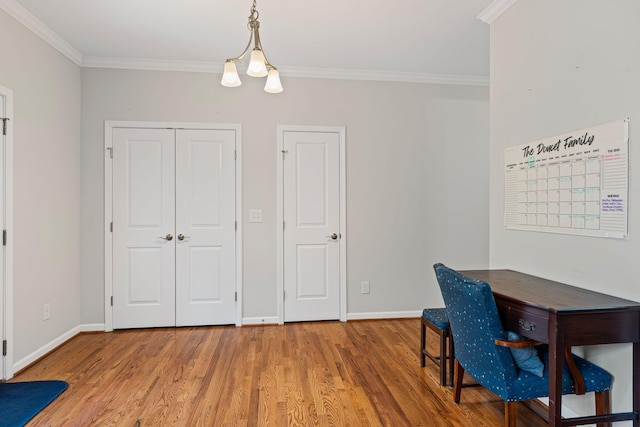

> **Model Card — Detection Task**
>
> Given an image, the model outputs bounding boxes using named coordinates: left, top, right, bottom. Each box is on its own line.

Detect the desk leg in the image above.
left=634, top=341, right=639, bottom=427
left=548, top=319, right=563, bottom=427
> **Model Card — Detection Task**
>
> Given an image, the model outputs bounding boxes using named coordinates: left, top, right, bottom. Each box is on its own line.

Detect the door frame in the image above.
left=0, top=85, right=14, bottom=379
left=104, top=121, right=243, bottom=331
left=276, top=125, right=347, bottom=324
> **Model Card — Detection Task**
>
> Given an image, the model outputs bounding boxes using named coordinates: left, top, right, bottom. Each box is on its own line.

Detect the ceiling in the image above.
left=9, top=0, right=495, bottom=84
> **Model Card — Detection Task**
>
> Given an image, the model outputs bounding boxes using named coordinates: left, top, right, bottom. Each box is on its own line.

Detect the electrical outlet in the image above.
left=361, top=281, right=370, bottom=294
left=43, top=303, right=51, bottom=321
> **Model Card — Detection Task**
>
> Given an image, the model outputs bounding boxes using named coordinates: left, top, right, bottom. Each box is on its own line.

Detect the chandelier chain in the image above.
left=248, top=0, right=260, bottom=30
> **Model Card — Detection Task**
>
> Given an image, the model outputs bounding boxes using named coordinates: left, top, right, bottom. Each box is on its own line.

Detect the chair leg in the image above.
left=420, top=318, right=426, bottom=367
left=447, top=331, right=454, bottom=387
left=504, top=401, right=517, bottom=427
left=453, top=359, right=464, bottom=403
left=595, top=389, right=611, bottom=427
left=439, top=329, right=447, bottom=386
left=420, top=317, right=450, bottom=386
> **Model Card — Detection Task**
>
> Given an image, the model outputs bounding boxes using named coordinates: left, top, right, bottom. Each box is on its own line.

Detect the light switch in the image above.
left=249, top=209, right=263, bottom=223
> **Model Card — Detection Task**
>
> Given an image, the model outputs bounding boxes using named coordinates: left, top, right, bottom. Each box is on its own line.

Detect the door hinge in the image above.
left=1, top=118, right=8, bottom=136
left=281, top=149, right=288, bottom=160
left=283, top=220, right=285, bottom=231
left=235, top=221, right=237, bottom=231
left=234, top=150, right=237, bottom=160
left=235, top=291, right=238, bottom=302
left=2, top=230, right=6, bottom=246
left=110, top=296, right=113, bottom=306
left=107, top=147, right=113, bottom=159
left=283, top=290, right=286, bottom=300
left=110, top=222, right=113, bottom=232
left=2, top=339, right=6, bottom=356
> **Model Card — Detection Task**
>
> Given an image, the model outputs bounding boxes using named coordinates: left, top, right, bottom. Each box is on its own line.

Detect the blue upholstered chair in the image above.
left=433, top=263, right=612, bottom=427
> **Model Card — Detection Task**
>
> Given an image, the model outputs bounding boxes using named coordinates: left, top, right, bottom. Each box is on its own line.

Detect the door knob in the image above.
left=177, top=234, right=190, bottom=241
left=327, top=233, right=338, bottom=240
left=158, top=234, right=173, bottom=241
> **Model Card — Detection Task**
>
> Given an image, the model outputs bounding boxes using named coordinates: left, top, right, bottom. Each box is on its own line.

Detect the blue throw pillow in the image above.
left=507, top=331, right=544, bottom=377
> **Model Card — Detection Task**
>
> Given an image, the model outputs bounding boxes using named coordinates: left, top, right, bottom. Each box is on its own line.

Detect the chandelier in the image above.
left=220, top=0, right=283, bottom=93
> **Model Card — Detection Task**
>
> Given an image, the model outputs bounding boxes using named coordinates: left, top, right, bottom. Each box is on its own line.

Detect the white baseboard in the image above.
left=347, top=310, right=421, bottom=320
left=78, top=323, right=106, bottom=332
left=242, top=316, right=279, bottom=325
left=13, top=323, right=105, bottom=373
left=243, top=312, right=422, bottom=324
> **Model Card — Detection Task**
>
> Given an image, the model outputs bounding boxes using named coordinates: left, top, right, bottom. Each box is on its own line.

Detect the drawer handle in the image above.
left=519, top=319, right=536, bottom=331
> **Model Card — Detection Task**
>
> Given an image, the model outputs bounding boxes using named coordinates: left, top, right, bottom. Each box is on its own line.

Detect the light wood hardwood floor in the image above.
left=11, top=319, right=546, bottom=426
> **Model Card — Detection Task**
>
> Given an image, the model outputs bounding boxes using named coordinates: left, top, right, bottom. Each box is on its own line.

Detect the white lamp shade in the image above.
left=247, top=49, right=268, bottom=77
left=264, top=69, right=283, bottom=93
left=221, top=61, right=241, bottom=87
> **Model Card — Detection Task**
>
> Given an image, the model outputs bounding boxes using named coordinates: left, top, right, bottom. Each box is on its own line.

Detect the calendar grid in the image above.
left=504, top=120, right=628, bottom=239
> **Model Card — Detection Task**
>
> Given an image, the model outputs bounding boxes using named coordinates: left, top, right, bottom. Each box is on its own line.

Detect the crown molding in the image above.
left=82, top=57, right=220, bottom=73
left=477, top=0, right=519, bottom=24
left=0, top=0, right=83, bottom=65
left=83, top=57, right=489, bottom=87
left=281, top=66, right=489, bottom=86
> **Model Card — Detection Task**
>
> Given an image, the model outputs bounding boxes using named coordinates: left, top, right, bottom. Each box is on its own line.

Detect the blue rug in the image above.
left=0, top=380, right=68, bottom=427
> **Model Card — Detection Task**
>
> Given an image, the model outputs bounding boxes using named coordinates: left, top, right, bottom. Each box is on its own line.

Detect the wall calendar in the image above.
left=504, top=119, right=629, bottom=239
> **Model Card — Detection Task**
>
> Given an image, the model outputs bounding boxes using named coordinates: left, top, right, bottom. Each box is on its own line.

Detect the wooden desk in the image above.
left=460, top=269, right=640, bottom=427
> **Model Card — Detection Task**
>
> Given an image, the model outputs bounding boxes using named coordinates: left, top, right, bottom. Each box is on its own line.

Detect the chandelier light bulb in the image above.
left=264, top=69, right=283, bottom=93
left=247, top=49, right=268, bottom=77
left=221, top=61, right=241, bottom=87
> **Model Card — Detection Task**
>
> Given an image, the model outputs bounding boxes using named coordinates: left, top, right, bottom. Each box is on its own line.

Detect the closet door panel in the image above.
left=175, top=129, right=236, bottom=326
left=112, top=128, right=176, bottom=329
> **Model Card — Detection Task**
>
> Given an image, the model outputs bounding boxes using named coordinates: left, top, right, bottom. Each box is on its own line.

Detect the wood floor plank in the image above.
left=10, top=319, right=548, bottom=426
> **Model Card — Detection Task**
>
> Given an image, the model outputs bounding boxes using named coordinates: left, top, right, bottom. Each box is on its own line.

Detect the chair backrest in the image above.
left=433, top=263, right=517, bottom=392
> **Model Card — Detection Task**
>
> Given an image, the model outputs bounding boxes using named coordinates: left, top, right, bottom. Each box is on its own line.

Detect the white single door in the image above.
left=113, top=128, right=176, bottom=329
left=0, top=92, right=5, bottom=379
left=175, top=129, right=236, bottom=326
left=0, top=85, right=13, bottom=380
left=283, top=131, right=341, bottom=321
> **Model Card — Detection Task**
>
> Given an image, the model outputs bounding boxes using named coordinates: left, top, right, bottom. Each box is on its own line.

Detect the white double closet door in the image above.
left=112, top=127, right=236, bottom=329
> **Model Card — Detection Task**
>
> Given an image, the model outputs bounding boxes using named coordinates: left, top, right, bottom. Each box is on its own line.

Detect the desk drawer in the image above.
left=503, top=306, right=549, bottom=342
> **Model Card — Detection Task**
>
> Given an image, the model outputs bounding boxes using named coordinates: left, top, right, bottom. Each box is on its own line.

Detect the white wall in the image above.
left=81, top=68, right=490, bottom=323
left=489, top=0, right=640, bottom=420
left=0, top=10, right=82, bottom=363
